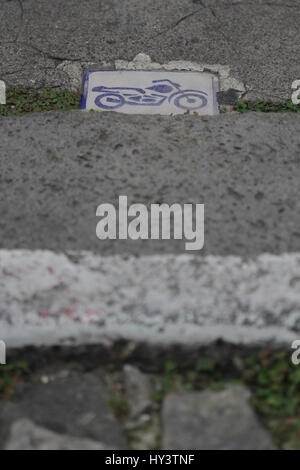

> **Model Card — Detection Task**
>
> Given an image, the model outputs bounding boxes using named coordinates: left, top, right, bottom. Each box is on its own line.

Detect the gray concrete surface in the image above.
left=1, top=0, right=299, bottom=99
left=0, top=111, right=299, bottom=256
left=1, top=250, right=299, bottom=350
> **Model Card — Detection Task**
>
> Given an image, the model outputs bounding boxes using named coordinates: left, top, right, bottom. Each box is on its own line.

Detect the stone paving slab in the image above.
left=0, top=323, right=294, bottom=451
left=1, top=0, right=299, bottom=100
left=4, top=419, right=115, bottom=450
left=0, top=367, right=277, bottom=450
left=0, top=372, right=127, bottom=449
left=0, top=111, right=299, bottom=256
left=162, top=385, right=275, bottom=450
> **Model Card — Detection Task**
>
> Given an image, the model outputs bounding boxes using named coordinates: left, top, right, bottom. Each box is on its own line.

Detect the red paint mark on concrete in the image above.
left=60, top=307, right=75, bottom=319
left=36, top=308, right=102, bottom=324
left=38, top=310, right=51, bottom=318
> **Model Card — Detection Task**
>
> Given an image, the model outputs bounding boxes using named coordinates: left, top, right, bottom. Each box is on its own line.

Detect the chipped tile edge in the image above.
left=115, top=53, right=246, bottom=96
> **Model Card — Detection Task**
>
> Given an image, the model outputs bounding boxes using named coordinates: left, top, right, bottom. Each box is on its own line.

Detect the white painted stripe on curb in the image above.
left=0, top=250, right=299, bottom=349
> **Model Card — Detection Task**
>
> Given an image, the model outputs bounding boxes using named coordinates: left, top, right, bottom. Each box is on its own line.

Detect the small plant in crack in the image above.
left=109, top=392, right=130, bottom=420
left=234, top=99, right=300, bottom=113
left=0, top=361, right=30, bottom=399
left=0, top=87, right=81, bottom=116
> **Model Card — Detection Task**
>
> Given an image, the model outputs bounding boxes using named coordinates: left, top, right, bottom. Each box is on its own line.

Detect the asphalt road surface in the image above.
left=1, top=0, right=300, bottom=99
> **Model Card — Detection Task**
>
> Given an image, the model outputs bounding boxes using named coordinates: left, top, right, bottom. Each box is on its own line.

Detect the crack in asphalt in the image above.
left=151, top=0, right=239, bottom=56
left=15, top=0, right=24, bottom=43
left=1, top=0, right=298, bottom=94
left=150, top=6, right=205, bottom=39
left=14, top=41, right=80, bottom=63
left=263, top=1, right=299, bottom=7
left=199, top=0, right=239, bottom=55
left=173, top=6, right=204, bottom=28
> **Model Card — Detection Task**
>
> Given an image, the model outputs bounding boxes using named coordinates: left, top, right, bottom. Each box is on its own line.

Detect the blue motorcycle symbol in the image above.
left=92, top=79, right=208, bottom=111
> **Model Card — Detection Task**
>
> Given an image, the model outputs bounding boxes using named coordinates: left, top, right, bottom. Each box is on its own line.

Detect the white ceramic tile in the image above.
left=81, top=70, right=218, bottom=115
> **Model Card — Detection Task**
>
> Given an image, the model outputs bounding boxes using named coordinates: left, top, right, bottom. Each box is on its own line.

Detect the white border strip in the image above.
left=0, top=250, right=299, bottom=349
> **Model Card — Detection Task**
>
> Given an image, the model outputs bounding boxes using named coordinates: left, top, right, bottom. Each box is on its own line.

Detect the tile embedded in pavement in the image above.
left=82, top=70, right=218, bottom=115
